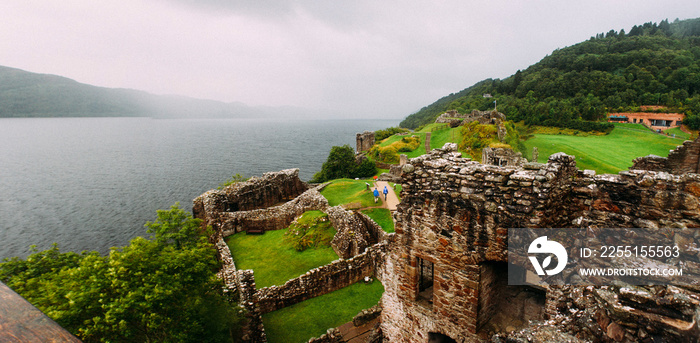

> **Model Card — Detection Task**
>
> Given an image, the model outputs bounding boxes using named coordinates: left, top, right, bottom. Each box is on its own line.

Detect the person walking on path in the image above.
left=373, top=188, right=379, bottom=203
left=373, top=181, right=400, bottom=211
left=383, top=186, right=388, bottom=200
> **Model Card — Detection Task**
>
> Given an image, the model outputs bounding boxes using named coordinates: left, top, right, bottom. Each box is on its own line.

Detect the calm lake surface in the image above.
left=0, top=117, right=397, bottom=259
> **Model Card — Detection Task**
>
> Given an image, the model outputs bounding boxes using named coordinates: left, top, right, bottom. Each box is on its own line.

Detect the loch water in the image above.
left=0, top=117, right=397, bottom=259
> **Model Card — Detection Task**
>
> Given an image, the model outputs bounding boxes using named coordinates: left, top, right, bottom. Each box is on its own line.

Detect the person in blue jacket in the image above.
left=373, top=188, right=379, bottom=203
left=383, top=186, right=388, bottom=200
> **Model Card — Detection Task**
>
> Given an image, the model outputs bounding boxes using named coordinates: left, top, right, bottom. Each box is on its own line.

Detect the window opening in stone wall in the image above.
left=417, top=257, right=434, bottom=306
left=428, top=332, right=457, bottom=343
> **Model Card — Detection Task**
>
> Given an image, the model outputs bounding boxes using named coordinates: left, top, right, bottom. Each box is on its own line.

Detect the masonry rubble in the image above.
left=481, top=147, right=527, bottom=167
left=435, top=109, right=507, bottom=126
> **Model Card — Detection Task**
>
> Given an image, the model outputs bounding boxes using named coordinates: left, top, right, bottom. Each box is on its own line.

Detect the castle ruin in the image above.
left=435, top=110, right=506, bottom=127
left=195, top=136, right=700, bottom=342
left=381, top=141, right=700, bottom=342
left=357, top=131, right=376, bottom=153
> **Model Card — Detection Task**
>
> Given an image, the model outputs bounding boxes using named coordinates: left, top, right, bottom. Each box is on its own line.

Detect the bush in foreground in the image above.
left=0, top=204, right=242, bottom=343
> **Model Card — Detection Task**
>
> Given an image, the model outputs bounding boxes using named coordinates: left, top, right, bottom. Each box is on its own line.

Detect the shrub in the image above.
left=284, top=211, right=335, bottom=252
left=368, top=136, right=420, bottom=163
left=374, top=127, right=409, bottom=141
left=312, top=145, right=376, bottom=182
left=354, top=158, right=378, bottom=178
left=218, top=173, right=248, bottom=189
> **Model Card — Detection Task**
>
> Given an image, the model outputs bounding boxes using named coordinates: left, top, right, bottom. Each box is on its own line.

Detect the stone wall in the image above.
left=540, top=284, right=700, bottom=342
left=435, top=109, right=506, bottom=126
left=481, top=147, right=527, bottom=167
left=215, top=234, right=239, bottom=293
left=307, top=328, right=344, bottom=343
left=327, top=206, right=387, bottom=259
left=381, top=144, right=700, bottom=342
left=256, top=241, right=390, bottom=314
left=238, top=270, right=267, bottom=343
left=356, top=131, right=375, bottom=153
left=193, top=169, right=308, bottom=228
left=216, top=187, right=329, bottom=235
left=632, top=135, right=700, bottom=174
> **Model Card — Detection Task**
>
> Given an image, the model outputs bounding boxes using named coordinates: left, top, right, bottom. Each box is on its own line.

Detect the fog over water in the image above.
left=0, top=117, right=396, bottom=259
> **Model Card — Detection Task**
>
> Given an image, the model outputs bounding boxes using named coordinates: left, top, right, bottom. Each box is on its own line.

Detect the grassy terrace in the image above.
left=226, top=186, right=394, bottom=341
left=320, top=179, right=397, bottom=233
left=523, top=123, right=686, bottom=174
left=263, top=280, right=384, bottom=343
left=664, top=126, right=692, bottom=141
left=223, top=159, right=407, bottom=341
left=226, top=211, right=338, bottom=288
left=361, top=208, right=394, bottom=233
left=320, top=178, right=376, bottom=208
left=417, top=122, right=471, bottom=157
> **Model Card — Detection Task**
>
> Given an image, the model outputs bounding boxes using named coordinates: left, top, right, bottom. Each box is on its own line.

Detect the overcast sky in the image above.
left=1, top=1, right=699, bottom=119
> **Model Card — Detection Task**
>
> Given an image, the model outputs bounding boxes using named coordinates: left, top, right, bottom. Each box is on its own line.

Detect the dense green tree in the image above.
left=312, top=145, right=377, bottom=182
left=0, top=204, right=241, bottom=343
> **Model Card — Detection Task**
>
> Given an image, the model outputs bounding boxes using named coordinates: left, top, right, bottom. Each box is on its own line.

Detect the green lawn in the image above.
left=429, top=126, right=462, bottom=150
left=320, top=179, right=376, bottom=208
left=361, top=208, right=394, bottom=233
left=226, top=222, right=338, bottom=288
left=263, top=280, right=385, bottom=343
left=416, top=123, right=448, bottom=133
left=664, top=127, right=692, bottom=141
left=392, top=183, right=402, bottom=201
left=523, top=123, right=686, bottom=174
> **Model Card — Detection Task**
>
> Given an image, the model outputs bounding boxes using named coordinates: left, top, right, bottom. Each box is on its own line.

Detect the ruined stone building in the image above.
left=481, top=147, right=527, bottom=167
left=357, top=131, right=376, bottom=153
left=194, top=169, right=390, bottom=342
left=195, top=136, right=700, bottom=342
left=435, top=110, right=506, bottom=127
left=381, top=141, right=700, bottom=342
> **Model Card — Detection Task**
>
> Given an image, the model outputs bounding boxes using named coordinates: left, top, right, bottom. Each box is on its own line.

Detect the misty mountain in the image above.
left=0, top=65, right=268, bottom=118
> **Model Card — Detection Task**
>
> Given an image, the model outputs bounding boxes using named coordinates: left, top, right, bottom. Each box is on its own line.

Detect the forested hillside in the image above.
left=401, top=18, right=700, bottom=130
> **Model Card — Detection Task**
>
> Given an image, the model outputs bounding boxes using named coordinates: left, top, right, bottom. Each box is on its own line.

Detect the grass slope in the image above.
left=361, top=208, right=394, bottom=233
left=417, top=122, right=474, bottom=157
left=320, top=179, right=376, bottom=208
left=664, top=127, right=692, bottom=141
left=226, top=228, right=338, bottom=288
left=263, top=280, right=384, bottom=343
left=523, top=123, right=686, bottom=174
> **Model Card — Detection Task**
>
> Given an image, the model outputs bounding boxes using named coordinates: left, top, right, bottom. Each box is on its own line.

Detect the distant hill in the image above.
left=401, top=18, right=700, bottom=130
left=0, top=65, right=263, bottom=118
